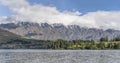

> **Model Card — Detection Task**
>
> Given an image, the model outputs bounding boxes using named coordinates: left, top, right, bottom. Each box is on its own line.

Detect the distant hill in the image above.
left=0, top=29, right=21, bottom=43
left=0, top=22, right=120, bottom=41
left=0, top=29, right=48, bottom=49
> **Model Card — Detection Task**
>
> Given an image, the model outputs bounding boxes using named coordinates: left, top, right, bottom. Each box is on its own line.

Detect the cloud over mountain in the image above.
left=0, top=0, right=120, bottom=30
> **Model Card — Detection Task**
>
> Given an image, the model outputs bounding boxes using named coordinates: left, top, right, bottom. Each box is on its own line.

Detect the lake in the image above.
left=0, top=50, right=120, bottom=63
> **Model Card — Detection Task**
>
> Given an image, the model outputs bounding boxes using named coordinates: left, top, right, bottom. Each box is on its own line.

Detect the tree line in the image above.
left=1, top=37, right=120, bottom=49
left=47, top=37, right=120, bottom=50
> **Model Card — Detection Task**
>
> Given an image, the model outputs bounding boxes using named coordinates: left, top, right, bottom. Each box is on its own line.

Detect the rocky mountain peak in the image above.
left=0, top=21, right=120, bottom=41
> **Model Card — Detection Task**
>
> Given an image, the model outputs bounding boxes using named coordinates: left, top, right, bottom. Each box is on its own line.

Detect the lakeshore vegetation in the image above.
left=47, top=37, right=120, bottom=50
left=1, top=37, right=120, bottom=49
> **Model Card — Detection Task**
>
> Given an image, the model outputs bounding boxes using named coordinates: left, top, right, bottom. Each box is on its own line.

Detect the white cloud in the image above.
left=0, top=0, right=120, bottom=30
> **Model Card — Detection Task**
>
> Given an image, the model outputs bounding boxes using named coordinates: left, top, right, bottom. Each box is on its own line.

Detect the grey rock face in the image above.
left=0, top=22, right=120, bottom=41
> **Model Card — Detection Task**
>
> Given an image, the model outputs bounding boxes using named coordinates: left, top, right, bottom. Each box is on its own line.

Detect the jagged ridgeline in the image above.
left=0, top=22, right=120, bottom=41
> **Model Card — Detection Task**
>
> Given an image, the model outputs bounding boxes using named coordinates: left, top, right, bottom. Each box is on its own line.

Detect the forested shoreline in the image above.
left=1, top=37, right=120, bottom=49
left=47, top=39, right=120, bottom=50
left=47, top=37, right=120, bottom=50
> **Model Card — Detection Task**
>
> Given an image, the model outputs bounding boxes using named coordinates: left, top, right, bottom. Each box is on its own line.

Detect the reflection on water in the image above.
left=0, top=50, right=120, bottom=63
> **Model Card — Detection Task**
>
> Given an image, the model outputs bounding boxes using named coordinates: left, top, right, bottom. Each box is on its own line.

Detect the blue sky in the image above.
left=0, top=0, right=120, bottom=16
left=0, top=4, right=12, bottom=16
left=28, top=0, right=120, bottom=13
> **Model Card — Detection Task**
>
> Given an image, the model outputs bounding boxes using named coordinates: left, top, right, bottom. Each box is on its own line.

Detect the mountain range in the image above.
left=0, top=22, right=120, bottom=41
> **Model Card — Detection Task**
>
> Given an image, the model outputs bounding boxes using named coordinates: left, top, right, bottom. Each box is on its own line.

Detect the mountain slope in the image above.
left=0, top=22, right=120, bottom=41
left=0, top=29, right=21, bottom=43
left=0, top=29, right=48, bottom=49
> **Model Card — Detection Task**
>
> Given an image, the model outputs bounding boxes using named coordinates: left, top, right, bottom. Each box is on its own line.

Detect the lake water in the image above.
left=0, top=50, right=120, bottom=63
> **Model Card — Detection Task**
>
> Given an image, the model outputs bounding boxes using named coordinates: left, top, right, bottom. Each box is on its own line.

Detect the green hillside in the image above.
left=0, top=29, right=21, bottom=43
left=0, top=29, right=48, bottom=49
